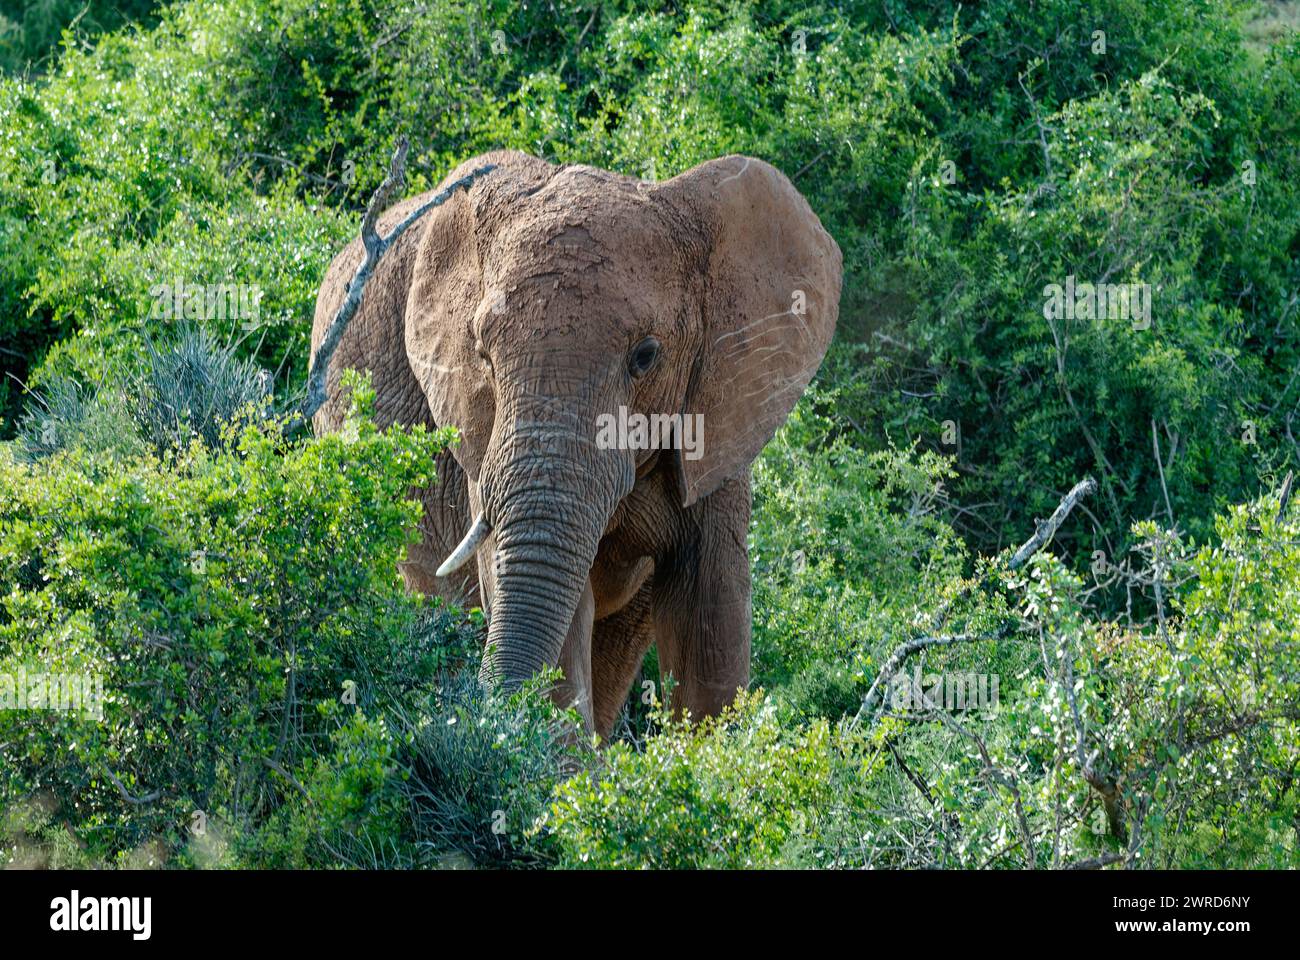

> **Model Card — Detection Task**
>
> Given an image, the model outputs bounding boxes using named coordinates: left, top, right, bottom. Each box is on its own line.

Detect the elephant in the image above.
left=311, top=150, right=841, bottom=738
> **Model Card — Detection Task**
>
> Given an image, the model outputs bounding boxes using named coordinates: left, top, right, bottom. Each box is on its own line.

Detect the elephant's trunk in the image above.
left=475, top=413, right=633, bottom=688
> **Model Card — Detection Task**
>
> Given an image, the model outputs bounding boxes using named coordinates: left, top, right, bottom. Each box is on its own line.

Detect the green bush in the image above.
left=15, top=325, right=275, bottom=461
left=127, top=325, right=274, bottom=454
left=241, top=703, right=415, bottom=870
left=13, top=374, right=142, bottom=462
left=242, top=665, right=581, bottom=870
left=751, top=379, right=1010, bottom=720
left=395, top=669, right=580, bottom=869
left=544, top=691, right=843, bottom=869
left=0, top=379, right=456, bottom=863
left=0, top=1, right=162, bottom=75
left=851, top=489, right=1300, bottom=869
left=2, top=0, right=1299, bottom=871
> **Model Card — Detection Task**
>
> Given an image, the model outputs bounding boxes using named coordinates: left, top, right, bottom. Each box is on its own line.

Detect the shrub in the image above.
left=0, top=382, right=457, bottom=863
left=127, top=324, right=274, bottom=454
left=544, top=692, right=841, bottom=869
left=0, top=1, right=161, bottom=75
left=395, top=669, right=581, bottom=869
left=243, top=667, right=581, bottom=870
left=13, top=375, right=142, bottom=462
left=847, top=486, right=1300, bottom=868
left=15, top=325, right=276, bottom=462
left=242, top=704, right=412, bottom=870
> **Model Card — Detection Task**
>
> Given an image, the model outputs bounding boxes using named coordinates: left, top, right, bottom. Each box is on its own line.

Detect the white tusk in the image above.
left=436, top=513, right=492, bottom=577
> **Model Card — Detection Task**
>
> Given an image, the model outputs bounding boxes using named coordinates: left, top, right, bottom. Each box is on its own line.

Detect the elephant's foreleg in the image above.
left=651, top=473, right=752, bottom=721
left=590, top=582, right=657, bottom=740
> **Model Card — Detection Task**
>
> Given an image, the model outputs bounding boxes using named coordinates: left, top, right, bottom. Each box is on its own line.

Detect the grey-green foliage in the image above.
left=14, top=374, right=141, bottom=461
left=15, top=325, right=273, bottom=460
left=395, top=669, right=582, bottom=869
left=127, top=325, right=273, bottom=454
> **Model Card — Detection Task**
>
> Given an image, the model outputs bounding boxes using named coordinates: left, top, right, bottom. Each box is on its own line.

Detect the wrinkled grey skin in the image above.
left=312, top=151, right=841, bottom=736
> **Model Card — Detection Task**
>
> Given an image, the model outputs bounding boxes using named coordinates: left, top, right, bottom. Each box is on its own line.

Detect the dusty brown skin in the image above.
left=311, top=152, right=841, bottom=737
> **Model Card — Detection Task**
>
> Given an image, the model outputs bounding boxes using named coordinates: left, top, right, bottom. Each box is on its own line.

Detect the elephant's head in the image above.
left=403, top=152, right=841, bottom=687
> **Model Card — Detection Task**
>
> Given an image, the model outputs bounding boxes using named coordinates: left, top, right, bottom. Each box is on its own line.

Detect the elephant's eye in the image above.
left=628, top=337, right=660, bottom=378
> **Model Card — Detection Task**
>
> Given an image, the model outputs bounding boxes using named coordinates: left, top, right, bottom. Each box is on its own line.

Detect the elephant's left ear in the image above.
left=654, top=155, right=842, bottom=507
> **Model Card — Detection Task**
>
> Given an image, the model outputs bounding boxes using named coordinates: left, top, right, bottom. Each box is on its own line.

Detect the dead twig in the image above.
left=1151, top=419, right=1175, bottom=526
left=301, top=137, right=497, bottom=422
left=1009, top=476, right=1097, bottom=570
left=103, top=768, right=162, bottom=806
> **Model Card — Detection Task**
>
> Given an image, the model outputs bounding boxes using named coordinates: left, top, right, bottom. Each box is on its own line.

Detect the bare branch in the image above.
left=1018, top=70, right=1054, bottom=181
left=301, top=137, right=497, bottom=422
left=359, top=136, right=410, bottom=260
left=1152, top=419, right=1175, bottom=526
left=853, top=630, right=997, bottom=723
left=103, top=767, right=162, bottom=806
left=1277, top=470, right=1294, bottom=522
left=262, top=756, right=312, bottom=800
left=1008, top=476, right=1096, bottom=570
left=853, top=475, right=1096, bottom=729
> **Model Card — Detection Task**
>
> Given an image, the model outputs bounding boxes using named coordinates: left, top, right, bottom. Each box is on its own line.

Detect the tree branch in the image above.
left=103, top=767, right=162, bottom=806
left=301, top=137, right=497, bottom=422
left=1009, top=476, right=1096, bottom=570
left=853, top=630, right=1000, bottom=723
left=853, top=476, right=1096, bottom=727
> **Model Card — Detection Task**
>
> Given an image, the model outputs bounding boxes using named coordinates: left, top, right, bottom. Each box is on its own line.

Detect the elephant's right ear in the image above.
left=404, top=153, right=552, bottom=481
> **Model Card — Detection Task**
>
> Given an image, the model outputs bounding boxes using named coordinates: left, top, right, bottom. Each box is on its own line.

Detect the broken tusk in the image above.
left=436, top=513, right=491, bottom=577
